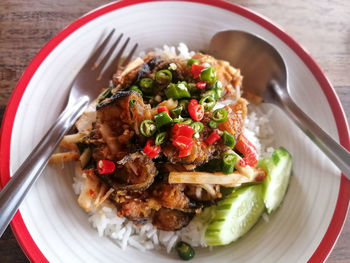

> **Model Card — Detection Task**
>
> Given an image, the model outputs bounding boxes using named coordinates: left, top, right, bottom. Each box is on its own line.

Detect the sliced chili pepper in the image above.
left=196, top=82, right=207, bottom=89
left=187, top=58, right=199, bottom=67
left=155, top=69, right=172, bottom=85
left=155, top=132, right=167, bottom=146
left=191, top=122, right=204, bottom=133
left=154, top=111, right=173, bottom=129
left=170, top=106, right=182, bottom=118
left=157, top=105, right=170, bottom=116
left=164, top=82, right=191, bottom=100
left=97, top=160, right=115, bottom=174
left=143, top=139, right=161, bottom=159
left=139, top=120, right=157, bottom=137
left=191, top=64, right=204, bottom=79
left=212, top=108, right=228, bottom=122
left=200, top=95, right=216, bottom=111
left=205, top=131, right=221, bottom=145
left=222, top=153, right=237, bottom=174
left=200, top=66, right=216, bottom=83
left=235, top=135, right=258, bottom=167
left=171, top=123, right=194, bottom=138
left=222, top=131, right=236, bottom=148
left=208, top=120, right=218, bottom=129
left=178, top=147, right=192, bottom=157
left=173, top=135, right=194, bottom=151
left=188, top=99, right=204, bottom=121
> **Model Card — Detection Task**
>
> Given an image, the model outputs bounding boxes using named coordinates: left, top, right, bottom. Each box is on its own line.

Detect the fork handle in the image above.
left=273, top=83, right=350, bottom=180
left=0, top=97, right=89, bottom=237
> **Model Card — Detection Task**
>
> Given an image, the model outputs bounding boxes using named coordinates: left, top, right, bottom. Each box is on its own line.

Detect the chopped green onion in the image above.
left=222, top=153, right=237, bottom=174
left=187, top=58, right=199, bottom=67
left=139, top=78, right=154, bottom=94
left=154, top=111, right=173, bottom=129
left=223, top=131, right=236, bottom=148
left=174, top=117, right=192, bottom=125
left=200, top=66, right=216, bottom=83
left=208, top=120, right=218, bottom=129
left=164, top=82, right=191, bottom=100
left=155, top=132, right=167, bottom=145
left=170, top=106, right=183, bottom=118
left=139, top=120, right=156, bottom=137
left=199, top=96, right=216, bottom=111
left=97, top=87, right=112, bottom=103
left=155, top=69, right=172, bottom=85
left=191, top=122, right=204, bottom=133
left=212, top=108, right=228, bottom=122
left=129, top=85, right=143, bottom=96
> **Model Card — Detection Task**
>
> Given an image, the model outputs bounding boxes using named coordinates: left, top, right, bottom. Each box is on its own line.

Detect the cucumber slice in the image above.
left=259, top=147, right=292, bottom=214
left=205, top=185, right=264, bottom=246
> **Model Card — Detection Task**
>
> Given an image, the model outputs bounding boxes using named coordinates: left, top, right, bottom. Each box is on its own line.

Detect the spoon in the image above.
left=209, top=30, right=350, bottom=179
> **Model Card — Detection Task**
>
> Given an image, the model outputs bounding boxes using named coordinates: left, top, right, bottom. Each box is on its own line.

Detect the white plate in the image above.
left=1, top=1, right=349, bottom=262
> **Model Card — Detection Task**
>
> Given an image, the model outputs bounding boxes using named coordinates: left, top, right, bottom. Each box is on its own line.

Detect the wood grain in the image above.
left=0, top=0, right=349, bottom=262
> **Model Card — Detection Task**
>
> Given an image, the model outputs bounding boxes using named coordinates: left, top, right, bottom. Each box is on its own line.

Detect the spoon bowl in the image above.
left=209, top=30, right=350, bottom=179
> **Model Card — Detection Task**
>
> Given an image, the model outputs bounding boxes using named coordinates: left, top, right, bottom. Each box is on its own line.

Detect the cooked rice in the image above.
left=72, top=44, right=275, bottom=253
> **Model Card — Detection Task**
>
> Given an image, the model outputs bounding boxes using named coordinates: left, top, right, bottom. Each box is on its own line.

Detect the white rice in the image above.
left=72, top=44, right=275, bottom=253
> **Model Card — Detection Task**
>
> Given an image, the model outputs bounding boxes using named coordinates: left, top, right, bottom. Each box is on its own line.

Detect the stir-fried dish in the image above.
left=52, top=51, right=266, bottom=231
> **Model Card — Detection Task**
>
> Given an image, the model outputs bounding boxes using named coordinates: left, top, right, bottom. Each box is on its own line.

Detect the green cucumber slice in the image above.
left=259, top=147, right=292, bottom=214
left=205, top=185, right=264, bottom=246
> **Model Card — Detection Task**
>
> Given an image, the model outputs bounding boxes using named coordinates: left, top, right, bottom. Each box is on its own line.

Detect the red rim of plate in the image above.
left=0, top=0, right=349, bottom=262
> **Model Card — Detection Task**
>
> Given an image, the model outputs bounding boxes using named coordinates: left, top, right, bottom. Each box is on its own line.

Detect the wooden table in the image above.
left=0, top=0, right=349, bottom=262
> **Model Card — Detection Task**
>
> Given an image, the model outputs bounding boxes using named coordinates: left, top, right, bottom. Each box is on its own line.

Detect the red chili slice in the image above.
left=178, top=147, right=193, bottom=157
left=196, top=82, right=207, bottom=89
left=191, top=64, right=204, bottom=79
left=171, top=123, right=194, bottom=138
left=173, top=136, right=194, bottom=151
left=235, top=135, right=258, bottom=167
left=205, top=131, right=221, bottom=145
left=97, top=160, right=115, bottom=174
left=143, top=139, right=161, bottom=159
left=188, top=99, right=204, bottom=121
left=157, top=105, right=170, bottom=116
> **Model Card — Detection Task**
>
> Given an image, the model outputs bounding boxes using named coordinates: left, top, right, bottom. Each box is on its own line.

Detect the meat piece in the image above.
left=96, top=153, right=157, bottom=191
left=95, top=91, right=151, bottom=160
left=218, top=98, right=248, bottom=140
left=112, top=57, right=144, bottom=89
left=151, top=183, right=189, bottom=210
left=152, top=208, right=192, bottom=231
left=162, top=139, right=216, bottom=166
left=119, top=199, right=153, bottom=220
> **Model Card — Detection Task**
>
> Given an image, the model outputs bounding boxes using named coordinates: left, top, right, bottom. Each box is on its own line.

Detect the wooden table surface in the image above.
left=0, top=0, right=349, bottom=262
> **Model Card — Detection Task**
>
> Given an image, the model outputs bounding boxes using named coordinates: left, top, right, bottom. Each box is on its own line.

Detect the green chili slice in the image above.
left=139, top=120, right=156, bottom=137
left=155, top=132, right=167, bottom=145
left=175, top=241, right=195, bottom=261
left=211, top=80, right=224, bottom=99
left=200, top=66, right=216, bottom=83
left=164, top=82, right=191, bottom=100
left=208, top=120, right=218, bottom=129
left=139, top=78, right=154, bottom=94
left=187, top=58, right=199, bottom=67
left=199, top=96, right=216, bottom=111
left=212, top=108, right=228, bottom=122
left=154, top=111, right=173, bottom=129
left=222, top=131, right=236, bottom=148
left=191, top=122, right=204, bottom=133
left=155, top=69, right=172, bottom=85
left=170, top=106, right=183, bottom=118
left=174, top=117, right=192, bottom=125
left=201, top=89, right=215, bottom=99
left=129, top=85, right=143, bottom=96
left=222, top=153, right=237, bottom=174
left=178, top=99, right=189, bottom=116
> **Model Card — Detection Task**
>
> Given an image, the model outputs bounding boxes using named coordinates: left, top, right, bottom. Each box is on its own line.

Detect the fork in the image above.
left=0, top=29, right=138, bottom=237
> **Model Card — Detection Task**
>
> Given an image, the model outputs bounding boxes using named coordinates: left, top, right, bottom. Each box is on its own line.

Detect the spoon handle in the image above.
left=273, top=84, right=350, bottom=180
